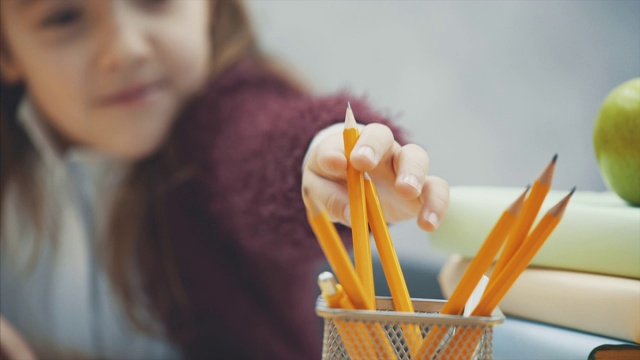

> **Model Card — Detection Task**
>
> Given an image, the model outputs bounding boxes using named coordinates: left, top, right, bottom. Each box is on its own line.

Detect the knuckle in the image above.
left=423, top=176, right=450, bottom=212
left=325, top=192, right=347, bottom=222
left=363, top=124, right=393, bottom=145
left=403, top=143, right=429, bottom=161
left=430, top=196, right=448, bottom=213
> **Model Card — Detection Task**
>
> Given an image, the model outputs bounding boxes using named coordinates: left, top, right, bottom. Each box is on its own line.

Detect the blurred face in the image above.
left=0, top=0, right=211, bottom=159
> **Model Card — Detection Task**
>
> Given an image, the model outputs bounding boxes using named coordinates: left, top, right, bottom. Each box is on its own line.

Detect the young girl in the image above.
left=0, top=0, right=449, bottom=359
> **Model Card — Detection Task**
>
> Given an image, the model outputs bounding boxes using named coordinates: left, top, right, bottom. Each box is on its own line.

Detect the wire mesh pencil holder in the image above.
left=316, top=296, right=504, bottom=360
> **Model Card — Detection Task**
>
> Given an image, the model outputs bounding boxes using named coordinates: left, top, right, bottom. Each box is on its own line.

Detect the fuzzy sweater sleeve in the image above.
left=170, top=59, right=407, bottom=359
left=180, top=60, right=406, bottom=266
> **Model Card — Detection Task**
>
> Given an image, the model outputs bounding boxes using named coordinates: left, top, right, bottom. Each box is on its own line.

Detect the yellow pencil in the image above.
left=344, top=102, right=374, bottom=302
left=307, top=193, right=396, bottom=359
left=364, top=173, right=422, bottom=356
left=318, top=272, right=376, bottom=360
left=438, top=188, right=575, bottom=359
left=364, top=173, right=413, bottom=313
left=436, top=326, right=485, bottom=359
left=473, top=187, right=575, bottom=317
left=414, top=186, right=528, bottom=359
left=441, top=186, right=528, bottom=316
left=489, top=154, right=557, bottom=286
left=304, top=189, right=373, bottom=310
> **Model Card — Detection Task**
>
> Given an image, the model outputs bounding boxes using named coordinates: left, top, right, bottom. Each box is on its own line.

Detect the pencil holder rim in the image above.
left=315, top=296, right=505, bottom=326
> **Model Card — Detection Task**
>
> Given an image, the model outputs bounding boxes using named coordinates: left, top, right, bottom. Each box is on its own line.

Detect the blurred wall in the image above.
left=247, top=0, right=639, bottom=190
left=245, top=0, right=640, bottom=264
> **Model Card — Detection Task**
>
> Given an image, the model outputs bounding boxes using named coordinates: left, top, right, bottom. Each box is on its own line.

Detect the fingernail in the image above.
left=402, top=174, right=421, bottom=192
left=356, top=146, right=376, bottom=164
left=423, top=212, right=439, bottom=228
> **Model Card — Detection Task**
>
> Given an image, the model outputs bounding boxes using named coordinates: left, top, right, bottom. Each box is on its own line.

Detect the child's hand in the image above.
left=302, top=123, right=449, bottom=231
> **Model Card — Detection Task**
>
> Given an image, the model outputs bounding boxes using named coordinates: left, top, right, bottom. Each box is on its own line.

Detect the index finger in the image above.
left=350, top=123, right=395, bottom=172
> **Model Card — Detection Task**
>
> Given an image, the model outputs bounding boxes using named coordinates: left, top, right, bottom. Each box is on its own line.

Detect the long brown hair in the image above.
left=0, top=0, right=261, bottom=337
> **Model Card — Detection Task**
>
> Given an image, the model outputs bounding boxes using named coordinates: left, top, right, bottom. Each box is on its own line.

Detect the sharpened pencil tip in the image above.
left=510, top=186, right=530, bottom=214
left=538, top=154, right=558, bottom=185
left=344, top=102, right=357, bottom=129
left=548, top=188, right=575, bottom=217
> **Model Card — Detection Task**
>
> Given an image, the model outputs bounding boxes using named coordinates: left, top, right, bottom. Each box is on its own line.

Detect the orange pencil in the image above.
left=434, top=326, right=485, bottom=359
left=438, top=188, right=575, bottom=359
left=414, top=186, right=528, bottom=359
left=364, top=173, right=422, bottom=356
left=318, top=272, right=377, bottom=360
left=441, top=185, right=528, bottom=316
left=490, top=154, right=557, bottom=285
left=473, top=187, right=575, bottom=316
left=304, top=189, right=373, bottom=310
left=344, top=102, right=374, bottom=302
left=364, top=173, right=413, bottom=313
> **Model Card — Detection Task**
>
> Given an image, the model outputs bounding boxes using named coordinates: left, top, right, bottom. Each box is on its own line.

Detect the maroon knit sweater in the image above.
left=160, top=59, right=404, bottom=359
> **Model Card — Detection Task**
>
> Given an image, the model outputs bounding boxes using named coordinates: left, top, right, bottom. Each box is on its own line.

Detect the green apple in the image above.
left=593, top=78, right=640, bottom=206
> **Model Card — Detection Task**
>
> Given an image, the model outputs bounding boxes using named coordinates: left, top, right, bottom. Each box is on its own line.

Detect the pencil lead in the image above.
left=347, top=101, right=351, bottom=110
left=549, top=187, right=575, bottom=217
left=538, top=154, right=558, bottom=185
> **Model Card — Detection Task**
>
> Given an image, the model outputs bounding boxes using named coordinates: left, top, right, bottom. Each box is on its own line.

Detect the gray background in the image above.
left=245, top=0, right=640, bottom=276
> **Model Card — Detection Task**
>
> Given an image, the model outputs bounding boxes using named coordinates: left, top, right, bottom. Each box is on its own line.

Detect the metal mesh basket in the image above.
left=316, top=296, right=504, bottom=360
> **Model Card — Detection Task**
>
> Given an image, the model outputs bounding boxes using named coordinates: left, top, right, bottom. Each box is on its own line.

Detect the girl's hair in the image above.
left=0, top=0, right=271, bottom=340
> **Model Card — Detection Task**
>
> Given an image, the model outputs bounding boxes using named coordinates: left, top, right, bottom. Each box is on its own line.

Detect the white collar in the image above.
left=16, top=96, right=129, bottom=173
left=17, top=97, right=63, bottom=168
